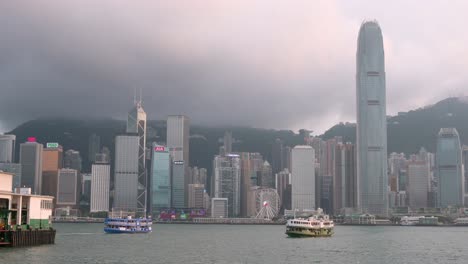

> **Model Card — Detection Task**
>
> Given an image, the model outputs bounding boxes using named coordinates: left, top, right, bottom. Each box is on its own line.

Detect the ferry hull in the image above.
left=285, top=228, right=333, bottom=238
left=104, top=227, right=151, bottom=234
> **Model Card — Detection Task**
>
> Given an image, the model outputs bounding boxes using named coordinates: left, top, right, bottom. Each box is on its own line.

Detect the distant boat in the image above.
left=104, top=215, right=152, bottom=234
left=285, top=209, right=334, bottom=238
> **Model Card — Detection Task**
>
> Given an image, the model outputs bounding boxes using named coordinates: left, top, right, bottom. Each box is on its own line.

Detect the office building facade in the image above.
left=151, top=144, right=171, bottom=210
left=20, top=140, right=43, bottom=195
left=291, top=146, right=315, bottom=211
left=436, top=128, right=464, bottom=207
left=90, top=163, right=110, bottom=212
left=213, top=154, right=241, bottom=217
left=113, top=135, right=139, bottom=211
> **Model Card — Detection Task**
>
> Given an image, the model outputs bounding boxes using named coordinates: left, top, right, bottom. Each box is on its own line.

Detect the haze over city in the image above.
left=2, top=1, right=468, bottom=133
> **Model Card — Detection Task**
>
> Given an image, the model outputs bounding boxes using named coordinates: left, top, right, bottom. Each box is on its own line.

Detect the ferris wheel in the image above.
left=255, top=188, right=280, bottom=220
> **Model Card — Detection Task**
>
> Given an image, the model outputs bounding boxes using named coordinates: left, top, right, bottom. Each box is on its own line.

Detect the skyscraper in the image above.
left=88, top=134, right=101, bottom=163
left=407, top=160, right=430, bottom=208
left=272, top=138, right=283, bottom=175
left=64, top=150, right=82, bottom=172
left=188, top=184, right=205, bottom=208
left=56, top=168, right=78, bottom=207
left=113, top=135, right=139, bottom=211
left=356, top=20, right=388, bottom=216
left=223, top=131, right=233, bottom=154
left=167, top=115, right=190, bottom=163
left=275, top=169, right=291, bottom=212
left=436, top=128, right=464, bottom=207
left=167, top=115, right=190, bottom=206
left=127, top=100, right=147, bottom=213
left=41, top=144, right=63, bottom=199
left=291, top=146, right=315, bottom=211
left=20, top=140, right=43, bottom=194
left=90, top=162, right=110, bottom=213
left=171, top=160, right=185, bottom=208
left=0, top=134, right=15, bottom=163
left=259, top=161, right=273, bottom=188
left=334, top=142, right=357, bottom=214
left=213, top=154, right=241, bottom=217
left=150, top=144, right=171, bottom=211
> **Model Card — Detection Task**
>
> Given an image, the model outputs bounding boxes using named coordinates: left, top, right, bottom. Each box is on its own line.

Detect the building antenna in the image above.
left=139, top=87, right=142, bottom=105
left=133, top=88, right=137, bottom=105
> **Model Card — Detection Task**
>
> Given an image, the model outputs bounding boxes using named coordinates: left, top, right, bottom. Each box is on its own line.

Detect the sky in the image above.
left=1, top=0, right=468, bottom=134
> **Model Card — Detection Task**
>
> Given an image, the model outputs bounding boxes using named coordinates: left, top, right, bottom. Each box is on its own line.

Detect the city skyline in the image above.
left=2, top=2, right=468, bottom=134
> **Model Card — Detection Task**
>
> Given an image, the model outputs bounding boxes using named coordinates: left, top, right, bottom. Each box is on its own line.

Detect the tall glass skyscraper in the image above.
left=213, top=154, right=241, bottom=217
left=436, top=128, right=464, bottom=207
left=127, top=100, right=147, bottom=213
left=150, top=144, right=171, bottom=211
left=356, top=21, right=388, bottom=216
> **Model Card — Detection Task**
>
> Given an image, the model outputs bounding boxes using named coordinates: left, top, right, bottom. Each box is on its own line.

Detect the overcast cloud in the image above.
left=1, top=0, right=468, bottom=133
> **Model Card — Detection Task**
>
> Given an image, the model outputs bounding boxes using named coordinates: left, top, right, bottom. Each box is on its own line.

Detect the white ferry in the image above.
left=104, top=215, right=152, bottom=234
left=400, top=216, right=422, bottom=226
left=285, top=209, right=334, bottom=237
left=454, top=217, right=468, bottom=226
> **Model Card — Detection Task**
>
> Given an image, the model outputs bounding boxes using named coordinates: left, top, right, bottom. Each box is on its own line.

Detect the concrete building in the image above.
left=90, top=163, right=110, bottom=212
left=188, top=184, right=205, bottom=208
left=56, top=168, right=78, bottom=207
left=356, top=20, right=388, bottom=216
left=0, top=134, right=15, bottom=163
left=291, top=146, right=315, bottom=211
left=150, top=144, right=171, bottom=210
left=113, top=135, right=139, bottom=211
left=0, top=163, right=21, bottom=189
left=20, top=140, right=43, bottom=195
left=407, top=160, right=430, bottom=209
left=0, top=172, right=54, bottom=229
left=41, top=144, right=63, bottom=199
left=436, top=128, right=464, bottom=207
left=211, top=198, right=228, bottom=218
left=213, top=154, right=241, bottom=217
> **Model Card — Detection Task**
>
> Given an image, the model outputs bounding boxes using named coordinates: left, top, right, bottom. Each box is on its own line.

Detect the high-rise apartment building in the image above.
left=90, top=163, right=110, bottom=212
left=113, top=135, right=139, bottom=211
left=20, top=140, right=43, bottom=194
left=64, top=150, right=82, bottom=172
left=291, top=146, right=315, bottom=211
left=436, top=128, right=464, bottom=207
left=356, top=21, right=388, bottom=216
left=0, top=134, right=15, bottom=163
left=213, top=154, right=241, bottom=217
left=150, top=144, right=171, bottom=210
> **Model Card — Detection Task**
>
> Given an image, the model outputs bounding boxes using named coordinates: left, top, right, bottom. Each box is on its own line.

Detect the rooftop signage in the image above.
left=46, top=142, right=59, bottom=148
left=154, top=146, right=167, bottom=152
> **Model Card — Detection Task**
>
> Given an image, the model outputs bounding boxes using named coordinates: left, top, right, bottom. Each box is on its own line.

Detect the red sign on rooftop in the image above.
left=27, top=137, right=37, bottom=142
left=154, top=146, right=166, bottom=152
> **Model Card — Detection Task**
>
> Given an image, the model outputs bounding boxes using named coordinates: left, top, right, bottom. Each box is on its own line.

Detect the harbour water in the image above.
left=2, top=223, right=468, bottom=264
